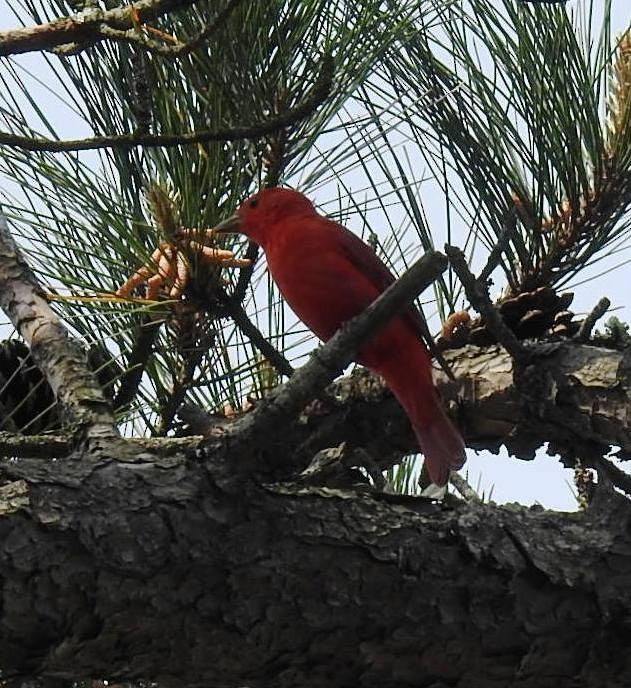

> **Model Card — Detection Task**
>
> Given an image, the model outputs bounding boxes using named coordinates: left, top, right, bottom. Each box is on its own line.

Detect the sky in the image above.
left=0, top=0, right=629, bottom=511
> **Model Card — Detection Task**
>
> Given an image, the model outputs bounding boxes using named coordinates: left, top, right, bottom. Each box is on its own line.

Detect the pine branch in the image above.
left=94, top=0, right=244, bottom=57
left=0, top=0, right=202, bottom=57
left=0, top=55, right=334, bottom=153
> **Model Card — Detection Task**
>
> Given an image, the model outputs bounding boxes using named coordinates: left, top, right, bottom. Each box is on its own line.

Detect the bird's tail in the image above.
left=412, top=403, right=466, bottom=487
left=376, top=353, right=466, bottom=487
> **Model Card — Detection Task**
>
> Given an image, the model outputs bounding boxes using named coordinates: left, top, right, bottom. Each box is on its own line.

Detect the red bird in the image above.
left=215, top=188, right=465, bottom=485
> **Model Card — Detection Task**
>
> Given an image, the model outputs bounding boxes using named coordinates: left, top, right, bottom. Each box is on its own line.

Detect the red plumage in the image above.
left=234, top=188, right=465, bottom=485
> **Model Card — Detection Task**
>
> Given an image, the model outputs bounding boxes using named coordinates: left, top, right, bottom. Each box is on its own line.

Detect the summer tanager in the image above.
left=214, top=187, right=465, bottom=485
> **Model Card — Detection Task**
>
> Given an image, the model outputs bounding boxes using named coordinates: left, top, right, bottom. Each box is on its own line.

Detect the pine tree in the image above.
left=0, top=1, right=630, bottom=686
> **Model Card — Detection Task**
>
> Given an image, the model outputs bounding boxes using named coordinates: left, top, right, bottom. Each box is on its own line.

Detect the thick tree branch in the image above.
left=0, top=0, right=201, bottom=57
left=3, top=337, right=629, bottom=482
left=0, top=430, right=201, bottom=459
left=0, top=56, right=334, bottom=153
left=0, top=212, right=117, bottom=442
left=0, top=441, right=630, bottom=687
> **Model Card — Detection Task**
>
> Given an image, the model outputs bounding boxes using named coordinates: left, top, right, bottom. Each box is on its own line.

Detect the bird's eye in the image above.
left=249, top=198, right=259, bottom=209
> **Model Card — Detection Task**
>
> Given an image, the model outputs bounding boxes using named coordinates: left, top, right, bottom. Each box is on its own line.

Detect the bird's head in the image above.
left=212, top=188, right=316, bottom=248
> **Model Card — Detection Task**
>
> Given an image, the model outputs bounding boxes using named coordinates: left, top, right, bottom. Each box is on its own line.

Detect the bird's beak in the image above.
left=211, top=214, right=242, bottom=235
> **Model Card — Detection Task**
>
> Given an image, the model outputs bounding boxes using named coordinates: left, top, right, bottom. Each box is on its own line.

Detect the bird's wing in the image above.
left=335, top=223, right=455, bottom=378
left=335, top=224, right=427, bottom=337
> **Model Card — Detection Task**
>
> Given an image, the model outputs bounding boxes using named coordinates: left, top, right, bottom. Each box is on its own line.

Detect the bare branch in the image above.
left=576, top=297, right=611, bottom=342
left=445, top=244, right=527, bottom=360
left=0, top=212, right=117, bottom=442
left=0, top=56, right=334, bottom=153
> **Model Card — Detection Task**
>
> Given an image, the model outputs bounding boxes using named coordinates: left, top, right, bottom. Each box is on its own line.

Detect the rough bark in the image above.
left=439, top=341, right=631, bottom=462
left=231, top=340, right=631, bottom=486
left=0, top=442, right=630, bottom=688
left=0, top=339, right=630, bottom=686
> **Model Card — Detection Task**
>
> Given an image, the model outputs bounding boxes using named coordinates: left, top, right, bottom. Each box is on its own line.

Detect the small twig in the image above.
left=157, top=342, right=205, bottom=437
left=231, top=241, right=260, bottom=307
left=0, top=211, right=117, bottom=442
left=449, top=472, right=481, bottom=503
left=224, top=298, right=294, bottom=379
left=228, top=250, right=448, bottom=448
left=415, top=305, right=455, bottom=381
left=0, top=55, right=334, bottom=153
left=575, top=297, right=611, bottom=343
left=92, top=0, right=243, bottom=57
left=97, top=25, right=184, bottom=55
left=445, top=244, right=526, bottom=360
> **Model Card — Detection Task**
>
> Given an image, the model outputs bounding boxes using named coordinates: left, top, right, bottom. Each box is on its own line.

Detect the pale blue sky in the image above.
left=0, top=1, right=629, bottom=510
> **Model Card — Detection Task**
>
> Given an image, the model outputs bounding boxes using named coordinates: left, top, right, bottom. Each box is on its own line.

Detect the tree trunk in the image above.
left=2, top=339, right=631, bottom=688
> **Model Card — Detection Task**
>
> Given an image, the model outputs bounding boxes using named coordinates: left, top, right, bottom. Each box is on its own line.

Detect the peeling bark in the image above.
left=233, top=341, right=631, bottom=486
left=438, top=342, right=631, bottom=462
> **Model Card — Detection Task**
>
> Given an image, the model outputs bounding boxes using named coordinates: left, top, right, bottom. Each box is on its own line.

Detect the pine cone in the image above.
left=438, top=287, right=581, bottom=350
